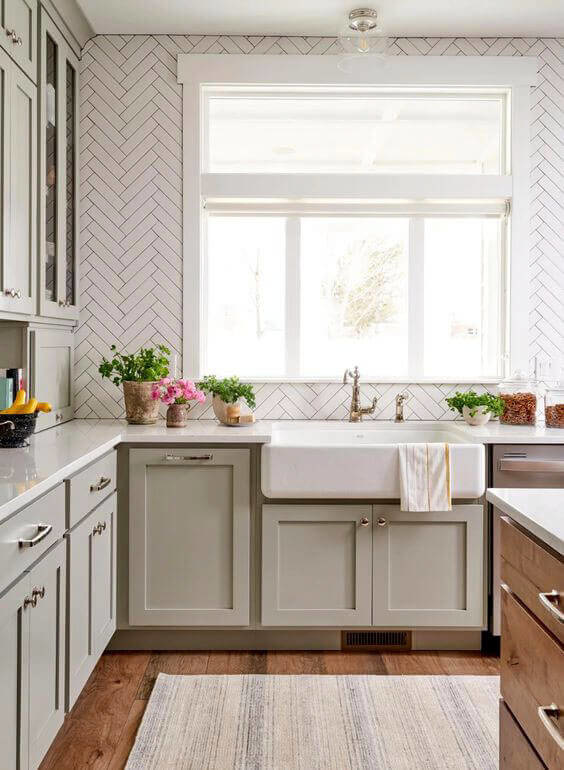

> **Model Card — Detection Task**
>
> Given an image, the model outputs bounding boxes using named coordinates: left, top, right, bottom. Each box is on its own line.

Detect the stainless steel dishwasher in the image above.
left=491, top=444, right=564, bottom=635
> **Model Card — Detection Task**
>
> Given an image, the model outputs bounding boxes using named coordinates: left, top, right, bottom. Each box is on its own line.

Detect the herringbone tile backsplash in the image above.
left=77, top=35, right=564, bottom=420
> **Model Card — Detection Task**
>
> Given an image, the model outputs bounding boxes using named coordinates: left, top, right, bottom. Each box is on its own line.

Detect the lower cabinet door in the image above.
left=0, top=572, right=30, bottom=770
left=28, top=540, right=66, bottom=770
left=372, top=505, right=485, bottom=628
left=262, top=504, right=373, bottom=626
left=129, top=449, right=250, bottom=626
left=67, top=494, right=117, bottom=710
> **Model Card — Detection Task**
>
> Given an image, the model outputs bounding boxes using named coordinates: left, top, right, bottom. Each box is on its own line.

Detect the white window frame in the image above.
left=178, top=54, right=538, bottom=383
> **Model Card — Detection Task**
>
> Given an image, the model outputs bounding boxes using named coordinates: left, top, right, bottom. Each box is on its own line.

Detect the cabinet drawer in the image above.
left=500, top=699, right=546, bottom=770
left=0, top=485, right=65, bottom=594
left=67, top=451, right=116, bottom=528
left=501, top=586, right=564, bottom=768
left=501, top=516, right=564, bottom=643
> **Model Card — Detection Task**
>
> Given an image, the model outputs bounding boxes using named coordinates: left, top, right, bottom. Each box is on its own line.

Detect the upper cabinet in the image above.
left=39, top=10, right=79, bottom=320
left=0, top=47, right=36, bottom=315
left=0, top=0, right=37, bottom=83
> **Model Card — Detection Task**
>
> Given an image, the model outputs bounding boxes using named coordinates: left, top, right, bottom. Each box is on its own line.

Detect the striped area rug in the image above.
left=126, top=674, right=499, bottom=769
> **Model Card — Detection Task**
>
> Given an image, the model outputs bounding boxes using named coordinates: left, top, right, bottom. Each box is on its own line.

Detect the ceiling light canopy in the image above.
left=338, top=8, right=389, bottom=56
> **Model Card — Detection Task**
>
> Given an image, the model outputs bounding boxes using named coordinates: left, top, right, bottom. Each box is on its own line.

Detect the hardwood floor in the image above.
left=40, top=649, right=499, bottom=770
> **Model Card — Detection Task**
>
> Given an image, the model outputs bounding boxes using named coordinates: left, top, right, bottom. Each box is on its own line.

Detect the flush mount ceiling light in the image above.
left=338, top=8, right=389, bottom=56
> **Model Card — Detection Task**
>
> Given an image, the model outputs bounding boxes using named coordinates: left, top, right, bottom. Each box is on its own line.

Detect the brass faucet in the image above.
left=343, top=366, right=378, bottom=422
left=395, top=391, right=409, bottom=422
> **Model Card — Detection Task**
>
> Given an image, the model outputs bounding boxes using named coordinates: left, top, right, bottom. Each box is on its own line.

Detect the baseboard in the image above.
left=109, top=628, right=483, bottom=651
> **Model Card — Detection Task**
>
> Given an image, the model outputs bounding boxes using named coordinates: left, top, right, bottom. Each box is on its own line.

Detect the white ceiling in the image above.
left=77, top=0, right=564, bottom=37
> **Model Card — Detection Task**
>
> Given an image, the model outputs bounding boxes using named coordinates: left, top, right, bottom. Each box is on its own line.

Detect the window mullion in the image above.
left=285, top=217, right=301, bottom=377
left=408, top=217, right=425, bottom=378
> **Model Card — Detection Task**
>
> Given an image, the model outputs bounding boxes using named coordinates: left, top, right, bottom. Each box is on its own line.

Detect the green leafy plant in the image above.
left=446, top=390, right=505, bottom=418
left=198, top=375, right=256, bottom=409
left=98, top=344, right=170, bottom=386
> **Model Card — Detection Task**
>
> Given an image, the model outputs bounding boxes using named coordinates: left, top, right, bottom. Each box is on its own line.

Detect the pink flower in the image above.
left=195, top=390, right=206, bottom=404
left=159, top=377, right=171, bottom=386
left=151, top=389, right=160, bottom=400
left=163, top=394, right=175, bottom=405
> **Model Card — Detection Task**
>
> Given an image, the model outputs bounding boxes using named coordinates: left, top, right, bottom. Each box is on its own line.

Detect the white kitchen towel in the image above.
left=398, top=443, right=452, bottom=511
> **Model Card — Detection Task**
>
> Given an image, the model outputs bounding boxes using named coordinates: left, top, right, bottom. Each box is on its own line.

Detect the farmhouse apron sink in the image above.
left=261, top=422, right=485, bottom=499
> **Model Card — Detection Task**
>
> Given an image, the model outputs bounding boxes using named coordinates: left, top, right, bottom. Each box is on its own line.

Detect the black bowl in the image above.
left=0, top=413, right=38, bottom=448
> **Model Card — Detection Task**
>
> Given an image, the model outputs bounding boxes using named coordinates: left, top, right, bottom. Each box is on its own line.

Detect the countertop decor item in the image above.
left=497, top=371, right=540, bottom=426
left=198, top=375, right=257, bottom=427
left=98, top=344, right=170, bottom=424
left=545, top=382, right=564, bottom=429
left=445, top=391, right=505, bottom=426
left=151, top=378, right=206, bottom=428
left=0, top=413, right=36, bottom=448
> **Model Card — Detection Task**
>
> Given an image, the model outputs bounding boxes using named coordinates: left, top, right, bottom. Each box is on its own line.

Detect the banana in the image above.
left=1, top=390, right=27, bottom=414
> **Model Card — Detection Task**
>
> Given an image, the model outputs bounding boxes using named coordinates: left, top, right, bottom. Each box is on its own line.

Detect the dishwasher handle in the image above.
left=498, top=457, right=564, bottom=473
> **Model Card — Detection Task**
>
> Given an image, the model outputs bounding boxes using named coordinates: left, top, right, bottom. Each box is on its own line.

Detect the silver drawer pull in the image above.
left=19, top=523, right=53, bottom=548
left=538, top=590, right=564, bottom=623
left=538, top=704, right=564, bottom=750
left=164, top=453, right=214, bottom=461
left=93, top=521, right=107, bottom=536
left=498, top=458, right=564, bottom=473
left=359, top=517, right=370, bottom=527
left=90, top=476, right=111, bottom=492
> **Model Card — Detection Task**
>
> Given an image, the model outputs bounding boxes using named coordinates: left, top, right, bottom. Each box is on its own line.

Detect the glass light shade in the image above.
left=338, top=29, right=389, bottom=56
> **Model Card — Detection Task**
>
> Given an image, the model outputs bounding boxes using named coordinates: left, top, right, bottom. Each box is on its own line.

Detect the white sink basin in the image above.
left=261, top=422, right=485, bottom=499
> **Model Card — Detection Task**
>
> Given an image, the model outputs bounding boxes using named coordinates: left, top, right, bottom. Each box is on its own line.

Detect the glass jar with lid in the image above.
left=545, top=383, right=564, bottom=429
left=497, top=371, right=540, bottom=425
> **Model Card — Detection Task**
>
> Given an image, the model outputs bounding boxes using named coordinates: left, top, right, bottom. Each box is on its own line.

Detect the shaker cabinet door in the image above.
left=261, top=504, right=373, bottom=626
left=372, top=505, right=485, bottom=628
left=67, top=494, right=117, bottom=710
left=28, top=540, right=66, bottom=770
left=0, top=0, right=37, bottom=82
left=0, top=572, right=30, bottom=770
left=29, top=326, right=74, bottom=430
left=129, top=448, right=250, bottom=626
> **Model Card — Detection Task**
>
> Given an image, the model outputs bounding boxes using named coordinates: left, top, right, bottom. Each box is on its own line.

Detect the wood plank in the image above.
left=320, top=651, right=387, bottom=674
left=137, top=652, right=209, bottom=699
left=107, top=700, right=147, bottom=770
left=266, top=651, right=327, bottom=674
left=39, top=652, right=150, bottom=770
left=206, top=651, right=267, bottom=674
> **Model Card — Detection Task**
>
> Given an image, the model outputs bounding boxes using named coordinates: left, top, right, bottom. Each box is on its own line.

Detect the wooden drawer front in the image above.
left=67, top=451, right=116, bottom=528
left=501, top=516, right=564, bottom=643
left=0, top=485, right=65, bottom=594
left=500, top=700, right=546, bottom=770
left=501, top=586, right=564, bottom=768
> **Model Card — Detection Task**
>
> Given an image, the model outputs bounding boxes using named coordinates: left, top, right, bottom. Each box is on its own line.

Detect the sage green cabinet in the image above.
left=261, top=504, right=373, bottom=626
left=0, top=0, right=37, bottom=83
left=372, top=505, right=485, bottom=628
left=67, top=494, right=117, bottom=710
left=0, top=47, right=36, bottom=316
left=0, top=539, right=65, bottom=770
left=129, top=449, right=250, bottom=626
left=39, top=10, right=79, bottom=320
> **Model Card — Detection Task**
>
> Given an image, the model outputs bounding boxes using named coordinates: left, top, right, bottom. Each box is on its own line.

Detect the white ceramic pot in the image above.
left=462, top=405, right=491, bottom=426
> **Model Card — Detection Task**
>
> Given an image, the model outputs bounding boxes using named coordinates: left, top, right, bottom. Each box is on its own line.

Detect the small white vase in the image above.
left=462, top=405, right=491, bottom=426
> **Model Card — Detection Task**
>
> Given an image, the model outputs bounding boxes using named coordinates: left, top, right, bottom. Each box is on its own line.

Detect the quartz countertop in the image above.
left=0, top=417, right=563, bottom=525
left=486, top=488, right=564, bottom=556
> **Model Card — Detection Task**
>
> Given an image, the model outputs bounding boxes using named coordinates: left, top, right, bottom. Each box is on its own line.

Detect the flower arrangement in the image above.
left=151, top=378, right=206, bottom=406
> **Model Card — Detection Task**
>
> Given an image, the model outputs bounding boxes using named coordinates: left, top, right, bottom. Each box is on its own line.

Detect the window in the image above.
left=179, top=55, right=535, bottom=381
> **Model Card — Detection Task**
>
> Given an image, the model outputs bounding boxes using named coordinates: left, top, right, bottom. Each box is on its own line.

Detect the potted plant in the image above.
left=151, top=378, right=206, bottom=427
left=446, top=390, right=505, bottom=426
left=98, top=344, right=170, bottom=424
left=198, top=375, right=256, bottom=424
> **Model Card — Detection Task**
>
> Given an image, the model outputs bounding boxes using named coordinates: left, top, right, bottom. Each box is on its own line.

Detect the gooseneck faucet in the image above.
left=343, top=366, right=378, bottom=422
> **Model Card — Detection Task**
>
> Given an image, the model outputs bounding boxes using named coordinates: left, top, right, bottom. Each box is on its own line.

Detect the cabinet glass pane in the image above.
left=65, top=62, right=76, bottom=305
left=45, top=34, right=57, bottom=302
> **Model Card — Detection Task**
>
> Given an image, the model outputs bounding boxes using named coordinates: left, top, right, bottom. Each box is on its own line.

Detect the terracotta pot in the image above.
left=166, top=403, right=189, bottom=428
left=122, top=381, right=160, bottom=424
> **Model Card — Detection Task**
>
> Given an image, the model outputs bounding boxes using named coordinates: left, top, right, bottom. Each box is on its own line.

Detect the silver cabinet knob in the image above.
left=32, top=586, right=46, bottom=600
left=93, top=521, right=107, bottom=536
left=377, top=517, right=387, bottom=527
left=24, top=594, right=37, bottom=609
left=15, top=289, right=21, bottom=298
left=359, top=517, right=370, bottom=527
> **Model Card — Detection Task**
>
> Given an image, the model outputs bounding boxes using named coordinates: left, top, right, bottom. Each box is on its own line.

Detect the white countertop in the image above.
left=0, top=417, right=562, bottom=525
left=487, top=488, right=564, bottom=556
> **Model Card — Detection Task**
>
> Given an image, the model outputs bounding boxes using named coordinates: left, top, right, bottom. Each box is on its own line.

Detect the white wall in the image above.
left=77, top=35, right=564, bottom=420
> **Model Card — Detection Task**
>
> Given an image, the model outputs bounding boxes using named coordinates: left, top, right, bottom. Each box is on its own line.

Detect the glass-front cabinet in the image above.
left=39, top=10, right=79, bottom=320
